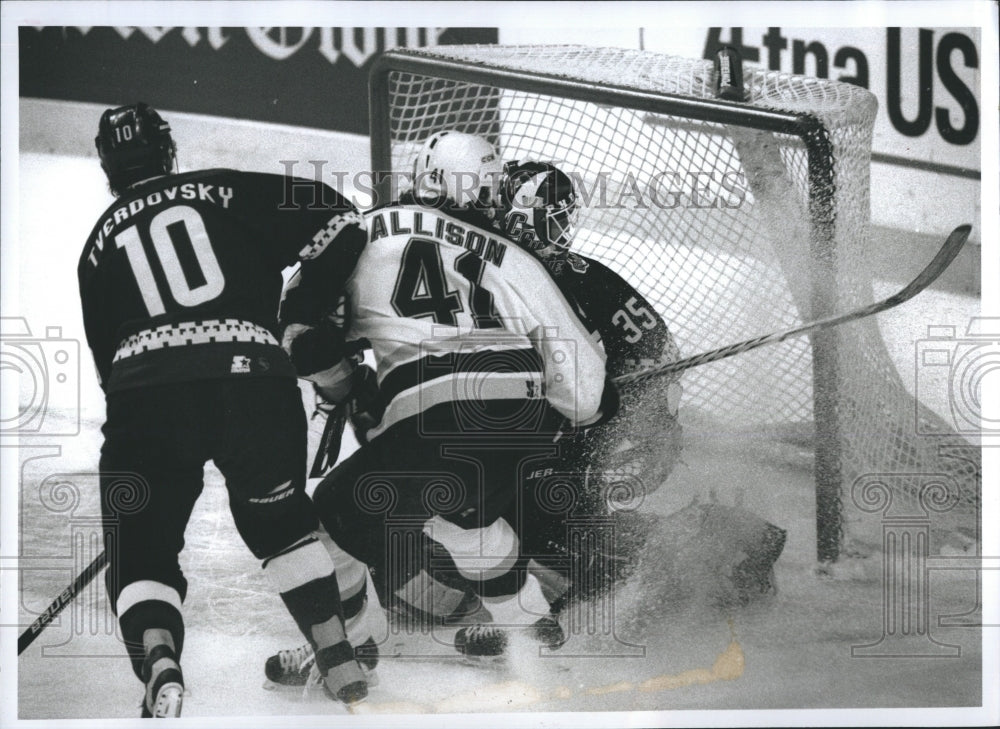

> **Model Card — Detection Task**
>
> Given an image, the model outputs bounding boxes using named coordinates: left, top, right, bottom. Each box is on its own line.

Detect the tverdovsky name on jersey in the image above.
left=368, top=208, right=508, bottom=267
left=88, top=183, right=235, bottom=265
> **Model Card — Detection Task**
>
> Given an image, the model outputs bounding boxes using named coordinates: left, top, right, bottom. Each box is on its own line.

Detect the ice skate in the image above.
left=139, top=645, right=184, bottom=718
left=264, top=642, right=315, bottom=688
left=265, top=636, right=379, bottom=690
left=454, top=614, right=566, bottom=660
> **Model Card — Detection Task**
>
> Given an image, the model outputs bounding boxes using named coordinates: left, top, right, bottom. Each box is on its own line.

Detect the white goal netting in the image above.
left=370, top=45, right=979, bottom=560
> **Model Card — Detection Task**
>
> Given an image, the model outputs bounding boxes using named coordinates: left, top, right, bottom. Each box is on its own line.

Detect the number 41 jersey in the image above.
left=78, top=168, right=365, bottom=393
left=346, top=202, right=608, bottom=440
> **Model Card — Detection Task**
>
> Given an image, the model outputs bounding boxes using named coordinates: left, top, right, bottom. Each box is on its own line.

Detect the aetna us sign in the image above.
left=19, top=27, right=499, bottom=134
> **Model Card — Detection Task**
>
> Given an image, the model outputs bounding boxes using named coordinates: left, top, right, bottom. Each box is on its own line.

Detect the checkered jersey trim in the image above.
left=113, top=319, right=279, bottom=362
left=299, top=210, right=364, bottom=260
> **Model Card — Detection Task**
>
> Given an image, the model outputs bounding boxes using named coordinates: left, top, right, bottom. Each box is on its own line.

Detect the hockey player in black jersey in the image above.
left=278, top=131, right=618, bottom=661
left=78, top=103, right=370, bottom=715
left=497, top=161, right=791, bottom=613
left=496, top=159, right=684, bottom=605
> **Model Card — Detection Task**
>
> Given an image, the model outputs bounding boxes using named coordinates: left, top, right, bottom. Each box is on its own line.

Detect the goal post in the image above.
left=367, top=45, right=978, bottom=564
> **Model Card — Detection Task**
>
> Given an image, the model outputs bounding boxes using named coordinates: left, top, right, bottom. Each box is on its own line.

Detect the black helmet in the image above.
left=95, top=103, right=176, bottom=196
left=499, top=160, right=578, bottom=258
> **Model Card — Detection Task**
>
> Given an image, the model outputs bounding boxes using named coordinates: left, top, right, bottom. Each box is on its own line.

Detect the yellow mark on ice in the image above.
left=586, top=680, right=635, bottom=696
left=351, top=622, right=744, bottom=713
left=435, top=680, right=546, bottom=712
left=350, top=700, right=430, bottom=714
left=549, top=685, right=574, bottom=700
left=584, top=635, right=745, bottom=697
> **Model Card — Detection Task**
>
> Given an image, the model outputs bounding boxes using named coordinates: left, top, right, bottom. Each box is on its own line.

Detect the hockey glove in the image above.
left=554, top=375, right=620, bottom=442
left=282, top=320, right=346, bottom=378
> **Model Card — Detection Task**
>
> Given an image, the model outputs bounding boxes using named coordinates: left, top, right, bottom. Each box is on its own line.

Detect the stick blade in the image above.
left=900, top=223, right=973, bottom=301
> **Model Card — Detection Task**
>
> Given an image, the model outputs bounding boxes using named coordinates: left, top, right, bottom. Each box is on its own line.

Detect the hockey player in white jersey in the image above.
left=279, top=131, right=616, bottom=661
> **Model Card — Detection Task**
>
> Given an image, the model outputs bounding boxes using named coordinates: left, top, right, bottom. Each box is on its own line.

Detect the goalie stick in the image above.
left=18, top=549, right=108, bottom=655
left=613, top=224, right=972, bottom=387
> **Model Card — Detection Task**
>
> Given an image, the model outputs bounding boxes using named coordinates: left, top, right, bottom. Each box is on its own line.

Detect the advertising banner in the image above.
left=20, top=26, right=499, bottom=134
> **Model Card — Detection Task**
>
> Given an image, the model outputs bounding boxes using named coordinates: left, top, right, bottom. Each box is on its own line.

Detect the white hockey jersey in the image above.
left=346, top=203, right=607, bottom=440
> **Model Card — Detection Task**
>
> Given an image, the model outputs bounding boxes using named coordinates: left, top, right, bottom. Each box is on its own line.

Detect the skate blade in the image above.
left=460, top=653, right=508, bottom=670
left=262, top=678, right=308, bottom=691
left=299, top=673, right=377, bottom=701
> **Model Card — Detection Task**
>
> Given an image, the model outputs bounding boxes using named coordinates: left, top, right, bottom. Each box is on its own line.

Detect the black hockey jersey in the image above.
left=78, top=168, right=365, bottom=393
left=539, top=251, right=683, bottom=487
left=543, top=253, right=677, bottom=380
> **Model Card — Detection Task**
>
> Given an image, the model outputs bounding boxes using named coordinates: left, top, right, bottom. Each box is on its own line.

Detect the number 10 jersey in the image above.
left=78, top=168, right=366, bottom=393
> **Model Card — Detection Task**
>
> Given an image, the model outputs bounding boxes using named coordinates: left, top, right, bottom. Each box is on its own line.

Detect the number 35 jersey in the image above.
left=78, top=169, right=366, bottom=393
left=546, top=253, right=678, bottom=381
left=346, top=202, right=608, bottom=439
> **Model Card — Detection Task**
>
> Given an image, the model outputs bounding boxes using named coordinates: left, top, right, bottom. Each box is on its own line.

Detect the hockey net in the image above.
left=368, top=45, right=979, bottom=562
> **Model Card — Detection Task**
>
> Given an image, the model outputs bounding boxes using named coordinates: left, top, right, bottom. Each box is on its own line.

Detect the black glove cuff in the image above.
left=288, top=323, right=346, bottom=377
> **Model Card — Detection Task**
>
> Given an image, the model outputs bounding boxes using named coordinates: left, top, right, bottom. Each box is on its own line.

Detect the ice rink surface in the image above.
left=10, top=151, right=987, bottom=721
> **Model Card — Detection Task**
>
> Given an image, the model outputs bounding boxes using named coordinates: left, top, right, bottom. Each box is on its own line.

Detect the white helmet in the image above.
left=412, top=131, right=502, bottom=209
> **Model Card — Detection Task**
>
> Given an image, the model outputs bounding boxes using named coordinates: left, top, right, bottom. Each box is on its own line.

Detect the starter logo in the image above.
left=231, top=355, right=252, bottom=374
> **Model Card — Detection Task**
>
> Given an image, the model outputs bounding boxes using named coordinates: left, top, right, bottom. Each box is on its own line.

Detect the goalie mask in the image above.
left=96, top=103, right=176, bottom=197
left=412, top=131, right=502, bottom=210
left=499, top=161, right=579, bottom=259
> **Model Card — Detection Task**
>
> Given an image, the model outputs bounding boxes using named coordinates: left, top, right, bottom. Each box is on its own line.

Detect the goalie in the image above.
left=495, top=159, right=684, bottom=604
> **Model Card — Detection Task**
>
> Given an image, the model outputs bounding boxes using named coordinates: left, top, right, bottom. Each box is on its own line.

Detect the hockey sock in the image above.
left=391, top=534, right=474, bottom=618
left=527, top=559, right=571, bottom=608
left=264, top=537, right=350, bottom=649
left=481, top=572, right=551, bottom=626
left=117, top=581, right=185, bottom=681
left=317, top=529, right=368, bottom=608
left=268, top=539, right=367, bottom=699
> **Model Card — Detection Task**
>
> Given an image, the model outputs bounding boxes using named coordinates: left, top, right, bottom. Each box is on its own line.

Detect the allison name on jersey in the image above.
left=368, top=208, right=509, bottom=268
left=347, top=203, right=606, bottom=440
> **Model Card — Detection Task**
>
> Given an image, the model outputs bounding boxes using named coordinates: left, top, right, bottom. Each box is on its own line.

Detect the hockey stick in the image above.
left=613, top=224, right=972, bottom=387
left=18, top=549, right=108, bottom=655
